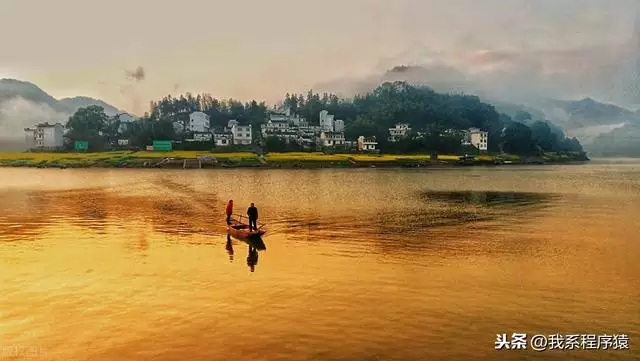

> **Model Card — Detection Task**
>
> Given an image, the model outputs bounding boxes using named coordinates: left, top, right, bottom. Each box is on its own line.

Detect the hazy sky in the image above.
left=1, top=0, right=638, bottom=113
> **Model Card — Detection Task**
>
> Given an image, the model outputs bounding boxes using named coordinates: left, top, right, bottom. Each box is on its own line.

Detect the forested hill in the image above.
left=281, top=81, right=583, bottom=154
left=80, top=81, right=583, bottom=155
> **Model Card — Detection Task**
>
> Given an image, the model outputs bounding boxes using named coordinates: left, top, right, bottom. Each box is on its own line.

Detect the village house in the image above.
left=229, top=120, right=252, bottom=145
left=296, top=123, right=320, bottom=138
left=261, top=107, right=311, bottom=140
left=262, top=109, right=347, bottom=147
left=462, top=128, right=489, bottom=151
left=319, top=131, right=346, bottom=147
left=213, top=129, right=233, bottom=146
left=210, top=119, right=250, bottom=146
left=24, top=122, right=64, bottom=150
left=319, top=110, right=335, bottom=132
left=388, top=123, right=411, bottom=142
left=261, top=114, right=293, bottom=137
left=357, top=136, right=378, bottom=151
left=188, top=111, right=210, bottom=133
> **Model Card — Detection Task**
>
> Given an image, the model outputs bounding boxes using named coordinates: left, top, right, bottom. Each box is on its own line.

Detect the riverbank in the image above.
left=0, top=151, right=588, bottom=169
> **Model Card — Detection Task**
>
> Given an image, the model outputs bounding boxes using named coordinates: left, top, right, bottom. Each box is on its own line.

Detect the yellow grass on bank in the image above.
left=128, top=151, right=255, bottom=160
left=0, top=151, right=257, bottom=161
left=264, top=153, right=477, bottom=162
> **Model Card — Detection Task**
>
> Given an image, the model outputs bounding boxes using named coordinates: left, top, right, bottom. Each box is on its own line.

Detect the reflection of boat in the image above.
left=240, top=234, right=267, bottom=251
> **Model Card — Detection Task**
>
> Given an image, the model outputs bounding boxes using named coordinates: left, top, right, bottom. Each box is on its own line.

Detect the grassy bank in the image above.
left=0, top=151, right=587, bottom=169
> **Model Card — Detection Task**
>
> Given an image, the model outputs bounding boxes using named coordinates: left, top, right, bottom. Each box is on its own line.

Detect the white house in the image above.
left=319, top=110, right=335, bottom=131
left=388, top=123, right=411, bottom=142
left=463, top=128, right=488, bottom=151
left=188, top=111, right=210, bottom=133
left=319, top=131, right=345, bottom=147
left=334, top=119, right=345, bottom=132
left=230, top=123, right=252, bottom=145
left=261, top=119, right=290, bottom=137
left=116, top=113, right=136, bottom=133
left=213, top=130, right=233, bottom=147
left=24, top=122, right=64, bottom=150
left=357, top=136, right=378, bottom=151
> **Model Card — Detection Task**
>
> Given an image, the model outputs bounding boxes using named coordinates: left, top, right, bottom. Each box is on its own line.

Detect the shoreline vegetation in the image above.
left=0, top=151, right=589, bottom=169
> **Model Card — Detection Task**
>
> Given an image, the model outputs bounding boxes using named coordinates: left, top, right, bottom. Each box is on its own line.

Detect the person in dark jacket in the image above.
left=247, top=203, right=258, bottom=231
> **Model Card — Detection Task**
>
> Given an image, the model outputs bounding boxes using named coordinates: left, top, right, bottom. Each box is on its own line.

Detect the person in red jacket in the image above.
left=225, top=200, right=233, bottom=225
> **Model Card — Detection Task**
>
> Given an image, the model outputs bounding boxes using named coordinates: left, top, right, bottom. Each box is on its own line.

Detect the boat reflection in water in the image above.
left=226, top=232, right=267, bottom=272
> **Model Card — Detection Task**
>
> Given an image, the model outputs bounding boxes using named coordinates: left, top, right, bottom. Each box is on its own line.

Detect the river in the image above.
left=1, top=159, right=639, bottom=361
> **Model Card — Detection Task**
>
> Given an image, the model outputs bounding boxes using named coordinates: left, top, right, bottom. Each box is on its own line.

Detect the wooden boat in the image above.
left=227, top=215, right=266, bottom=239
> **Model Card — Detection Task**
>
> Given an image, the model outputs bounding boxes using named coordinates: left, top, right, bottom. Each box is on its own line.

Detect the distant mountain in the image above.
left=589, top=122, right=640, bottom=157
left=58, top=96, right=121, bottom=116
left=539, top=98, right=638, bottom=128
left=0, top=79, right=122, bottom=115
left=0, top=78, right=60, bottom=109
left=0, top=78, right=123, bottom=149
left=490, top=100, right=548, bottom=122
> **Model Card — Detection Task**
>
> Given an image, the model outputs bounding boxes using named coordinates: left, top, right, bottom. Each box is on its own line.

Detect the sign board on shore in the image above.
left=74, top=140, right=89, bottom=151
left=152, top=140, right=172, bottom=151
left=146, top=145, right=154, bottom=151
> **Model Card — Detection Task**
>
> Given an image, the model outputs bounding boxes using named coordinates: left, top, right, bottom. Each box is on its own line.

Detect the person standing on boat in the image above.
left=247, top=203, right=258, bottom=231
left=225, top=200, right=233, bottom=225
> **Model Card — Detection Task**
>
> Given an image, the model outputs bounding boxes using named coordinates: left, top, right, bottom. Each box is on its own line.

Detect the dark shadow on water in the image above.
left=422, top=190, right=559, bottom=208
left=240, top=235, right=267, bottom=251
left=227, top=233, right=266, bottom=272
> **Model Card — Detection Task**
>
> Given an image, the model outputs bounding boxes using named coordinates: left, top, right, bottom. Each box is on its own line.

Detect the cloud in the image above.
left=313, top=36, right=640, bottom=108
left=0, top=96, right=69, bottom=149
left=125, top=66, right=145, bottom=82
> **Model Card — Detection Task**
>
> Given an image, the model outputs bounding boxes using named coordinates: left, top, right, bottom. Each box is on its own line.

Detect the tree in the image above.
left=530, top=121, right=558, bottom=152
left=264, top=136, right=300, bottom=153
left=559, top=137, right=584, bottom=152
left=501, top=122, right=537, bottom=155
left=65, top=105, right=109, bottom=150
left=103, top=114, right=122, bottom=146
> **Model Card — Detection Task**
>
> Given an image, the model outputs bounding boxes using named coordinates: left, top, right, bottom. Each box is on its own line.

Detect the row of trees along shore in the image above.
left=64, top=81, right=584, bottom=155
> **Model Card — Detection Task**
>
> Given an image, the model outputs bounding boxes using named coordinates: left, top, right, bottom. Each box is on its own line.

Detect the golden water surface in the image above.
left=1, top=159, right=639, bottom=361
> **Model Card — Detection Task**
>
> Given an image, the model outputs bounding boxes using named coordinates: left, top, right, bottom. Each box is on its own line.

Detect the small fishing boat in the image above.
left=227, top=214, right=266, bottom=239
